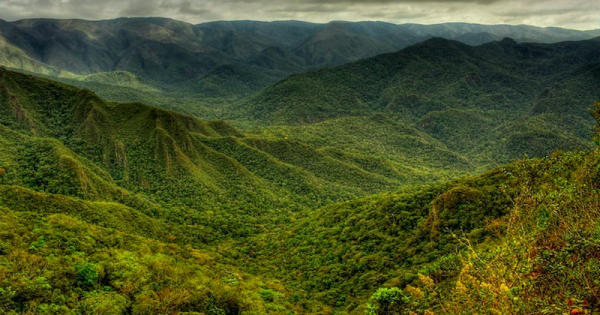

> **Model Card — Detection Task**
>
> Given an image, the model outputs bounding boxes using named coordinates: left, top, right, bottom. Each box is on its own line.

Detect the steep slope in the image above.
left=363, top=144, right=600, bottom=314
left=227, top=146, right=600, bottom=313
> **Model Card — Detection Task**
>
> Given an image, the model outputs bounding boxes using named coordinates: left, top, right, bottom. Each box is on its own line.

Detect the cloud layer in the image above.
left=1, top=0, right=598, bottom=30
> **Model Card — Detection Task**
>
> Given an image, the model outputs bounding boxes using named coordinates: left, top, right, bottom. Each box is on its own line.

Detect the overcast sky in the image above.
left=1, top=0, right=599, bottom=30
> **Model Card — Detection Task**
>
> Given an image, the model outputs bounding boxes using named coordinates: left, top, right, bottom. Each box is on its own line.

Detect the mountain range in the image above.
left=1, top=17, right=600, bottom=314
left=1, top=17, right=598, bottom=103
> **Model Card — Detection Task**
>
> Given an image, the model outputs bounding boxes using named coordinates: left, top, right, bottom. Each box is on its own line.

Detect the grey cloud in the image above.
left=35, top=0, right=55, bottom=8
left=0, top=0, right=598, bottom=31
left=119, top=0, right=212, bottom=18
left=220, top=0, right=499, bottom=3
left=265, top=4, right=347, bottom=13
left=172, top=1, right=211, bottom=15
left=362, top=11, right=429, bottom=20
left=2, top=0, right=119, bottom=20
left=495, top=8, right=590, bottom=18
left=488, top=0, right=599, bottom=29
left=121, top=0, right=161, bottom=15
left=307, top=0, right=500, bottom=3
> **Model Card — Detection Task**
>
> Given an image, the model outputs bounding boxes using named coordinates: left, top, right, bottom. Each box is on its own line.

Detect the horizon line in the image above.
left=1, top=16, right=598, bottom=32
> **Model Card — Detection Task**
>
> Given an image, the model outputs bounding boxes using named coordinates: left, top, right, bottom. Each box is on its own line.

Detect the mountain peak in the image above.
left=499, top=37, right=518, bottom=45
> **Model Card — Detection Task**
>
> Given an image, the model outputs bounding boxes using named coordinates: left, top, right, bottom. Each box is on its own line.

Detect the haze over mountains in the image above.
left=1, top=17, right=598, bottom=101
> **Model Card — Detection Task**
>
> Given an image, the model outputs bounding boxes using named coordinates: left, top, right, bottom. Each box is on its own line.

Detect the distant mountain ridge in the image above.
left=0, top=17, right=597, bottom=102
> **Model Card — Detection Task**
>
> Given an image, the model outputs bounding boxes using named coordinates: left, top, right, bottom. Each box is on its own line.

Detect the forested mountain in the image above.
left=0, top=64, right=488, bottom=314
left=5, top=21, right=597, bottom=174
left=238, top=37, right=600, bottom=169
left=0, top=68, right=430, bottom=312
left=0, top=18, right=597, bottom=105
left=1, top=67, right=599, bottom=313
left=1, top=16, right=600, bottom=313
left=2, top=68, right=469, bottom=242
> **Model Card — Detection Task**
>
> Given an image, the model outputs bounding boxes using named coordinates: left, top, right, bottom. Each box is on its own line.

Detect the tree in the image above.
left=75, top=262, right=98, bottom=289
left=365, top=287, right=406, bottom=315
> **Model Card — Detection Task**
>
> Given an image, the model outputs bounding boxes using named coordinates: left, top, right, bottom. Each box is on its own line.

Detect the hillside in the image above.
left=0, top=66, right=483, bottom=314
left=7, top=29, right=598, bottom=177
left=1, top=66, right=600, bottom=313
left=228, top=165, right=514, bottom=310
left=237, top=37, right=600, bottom=168
left=0, top=68, right=428, bottom=312
left=0, top=68, right=472, bottom=241
left=3, top=130, right=600, bottom=314
left=4, top=140, right=600, bottom=314
left=221, top=136, right=600, bottom=313
left=362, top=144, right=600, bottom=314
left=0, top=193, right=330, bottom=314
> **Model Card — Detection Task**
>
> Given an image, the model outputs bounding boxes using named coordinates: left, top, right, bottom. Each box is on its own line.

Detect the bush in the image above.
left=75, top=262, right=99, bottom=289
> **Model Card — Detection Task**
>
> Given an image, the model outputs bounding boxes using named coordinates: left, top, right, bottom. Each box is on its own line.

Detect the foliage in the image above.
left=365, top=288, right=406, bottom=315
left=0, top=34, right=599, bottom=315
left=425, top=139, right=600, bottom=314
left=75, top=262, right=99, bottom=289
left=0, top=68, right=437, bottom=244
left=363, top=122, right=600, bottom=314
left=225, top=166, right=513, bottom=312
left=0, top=206, right=325, bottom=314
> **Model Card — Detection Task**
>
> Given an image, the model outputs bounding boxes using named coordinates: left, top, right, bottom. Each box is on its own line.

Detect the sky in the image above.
left=1, top=0, right=599, bottom=30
